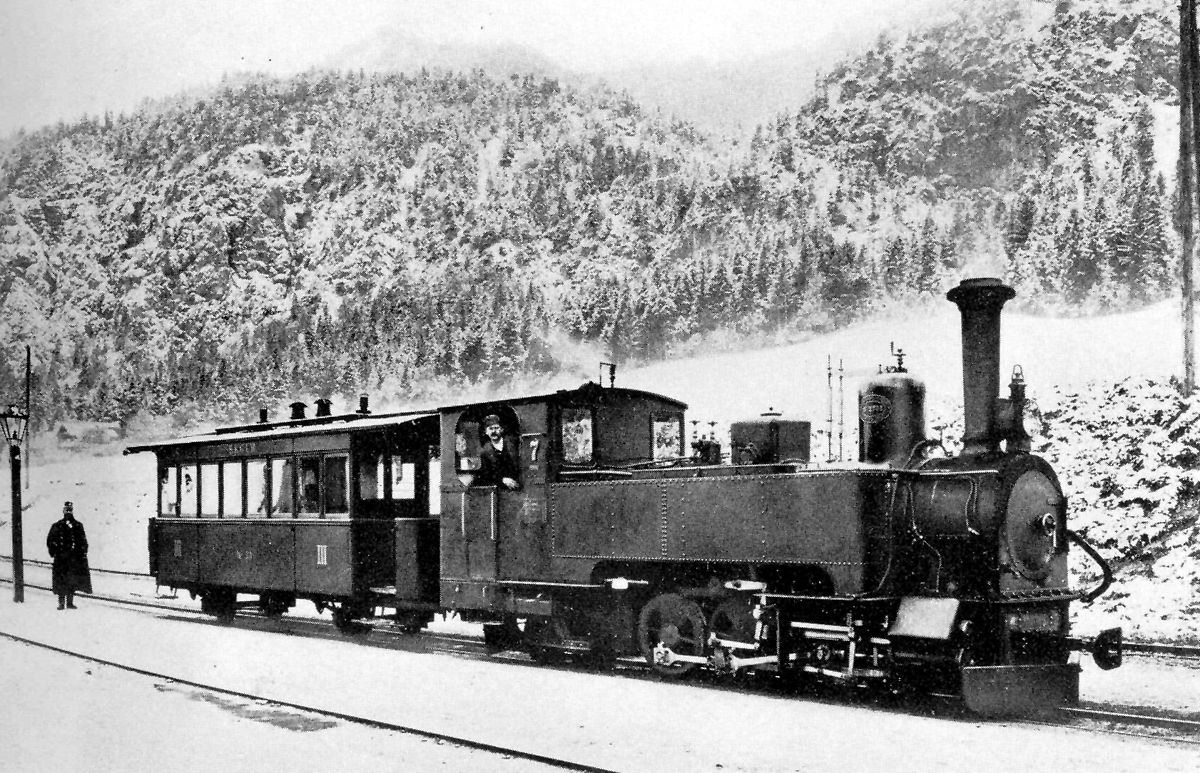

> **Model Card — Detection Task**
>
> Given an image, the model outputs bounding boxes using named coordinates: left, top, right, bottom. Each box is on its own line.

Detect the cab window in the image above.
left=652, top=413, right=684, bottom=460
left=456, top=420, right=482, bottom=474
left=561, top=408, right=594, bottom=464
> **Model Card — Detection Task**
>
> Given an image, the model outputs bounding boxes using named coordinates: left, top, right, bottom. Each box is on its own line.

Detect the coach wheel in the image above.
left=522, top=616, right=564, bottom=665
left=260, top=593, right=289, bottom=617
left=483, top=615, right=522, bottom=652
left=204, top=589, right=236, bottom=623
left=332, top=606, right=357, bottom=632
left=395, top=611, right=434, bottom=635
left=637, top=593, right=706, bottom=678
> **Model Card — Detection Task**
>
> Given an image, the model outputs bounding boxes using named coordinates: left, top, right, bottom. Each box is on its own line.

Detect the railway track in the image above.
left=6, top=554, right=1199, bottom=659
left=3, top=558, right=1199, bottom=743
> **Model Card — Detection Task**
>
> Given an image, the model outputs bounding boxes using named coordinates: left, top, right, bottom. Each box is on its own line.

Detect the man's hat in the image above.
left=63, top=501, right=74, bottom=513
left=483, top=414, right=502, bottom=428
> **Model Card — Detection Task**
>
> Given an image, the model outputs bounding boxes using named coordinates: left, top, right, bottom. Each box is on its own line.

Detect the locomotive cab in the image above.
left=436, top=381, right=688, bottom=625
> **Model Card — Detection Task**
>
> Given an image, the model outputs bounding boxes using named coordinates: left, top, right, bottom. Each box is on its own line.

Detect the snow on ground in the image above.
left=3, top=601, right=1197, bottom=773
left=0, top=294, right=1196, bottom=641
left=0, top=637, right=559, bottom=773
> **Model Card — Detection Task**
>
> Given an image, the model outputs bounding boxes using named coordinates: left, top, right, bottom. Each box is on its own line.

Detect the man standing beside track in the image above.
left=46, top=501, right=92, bottom=610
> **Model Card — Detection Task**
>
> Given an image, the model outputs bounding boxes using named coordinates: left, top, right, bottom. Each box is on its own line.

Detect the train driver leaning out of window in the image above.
left=477, top=414, right=521, bottom=491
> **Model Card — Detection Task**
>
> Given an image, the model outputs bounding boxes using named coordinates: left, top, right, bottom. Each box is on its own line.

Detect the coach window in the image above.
left=272, top=458, right=293, bottom=516
left=392, top=456, right=416, bottom=500
left=160, top=467, right=178, bottom=516
left=180, top=465, right=198, bottom=516
left=561, top=407, right=594, bottom=464
left=324, top=455, right=349, bottom=516
left=222, top=461, right=244, bottom=518
left=298, top=457, right=321, bottom=516
left=199, top=463, right=221, bottom=517
left=652, top=413, right=684, bottom=460
left=358, top=451, right=384, bottom=501
left=247, top=459, right=269, bottom=517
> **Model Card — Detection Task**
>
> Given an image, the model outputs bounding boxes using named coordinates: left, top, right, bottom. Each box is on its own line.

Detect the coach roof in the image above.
left=123, top=412, right=438, bottom=454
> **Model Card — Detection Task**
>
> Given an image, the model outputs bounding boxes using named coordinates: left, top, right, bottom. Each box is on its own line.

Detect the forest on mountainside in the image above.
left=0, top=0, right=1185, bottom=424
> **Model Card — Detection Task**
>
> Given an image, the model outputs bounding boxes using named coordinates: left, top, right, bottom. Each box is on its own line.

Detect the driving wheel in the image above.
left=637, top=593, right=707, bottom=678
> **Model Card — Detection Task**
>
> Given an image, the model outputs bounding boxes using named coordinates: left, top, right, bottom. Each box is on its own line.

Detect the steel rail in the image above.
left=1059, top=706, right=1200, bottom=735
left=0, top=554, right=149, bottom=577
left=0, top=626, right=622, bottom=773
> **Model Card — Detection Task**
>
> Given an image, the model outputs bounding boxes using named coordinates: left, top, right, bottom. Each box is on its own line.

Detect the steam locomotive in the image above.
left=129, top=277, right=1122, bottom=716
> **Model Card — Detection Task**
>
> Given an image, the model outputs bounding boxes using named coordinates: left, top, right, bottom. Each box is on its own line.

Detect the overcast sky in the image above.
left=0, top=0, right=944, bottom=136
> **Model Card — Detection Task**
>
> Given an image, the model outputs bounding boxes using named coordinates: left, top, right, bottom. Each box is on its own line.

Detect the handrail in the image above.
left=1067, top=529, right=1114, bottom=603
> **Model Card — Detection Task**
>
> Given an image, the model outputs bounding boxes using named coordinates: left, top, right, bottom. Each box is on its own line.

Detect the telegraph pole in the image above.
left=24, top=345, right=31, bottom=490
left=1182, top=0, right=1199, bottom=394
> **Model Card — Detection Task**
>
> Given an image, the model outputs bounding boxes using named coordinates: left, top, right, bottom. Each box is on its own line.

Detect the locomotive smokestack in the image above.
left=946, top=278, right=1015, bottom=456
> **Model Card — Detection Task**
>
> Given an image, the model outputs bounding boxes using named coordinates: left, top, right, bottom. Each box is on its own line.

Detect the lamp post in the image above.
left=1, top=404, right=29, bottom=603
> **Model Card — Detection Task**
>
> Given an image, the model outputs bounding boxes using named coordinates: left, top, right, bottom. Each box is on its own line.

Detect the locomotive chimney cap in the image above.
left=946, top=277, right=1015, bottom=306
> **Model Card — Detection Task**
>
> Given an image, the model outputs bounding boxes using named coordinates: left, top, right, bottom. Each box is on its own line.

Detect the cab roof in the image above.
left=435, top=381, right=687, bottom=413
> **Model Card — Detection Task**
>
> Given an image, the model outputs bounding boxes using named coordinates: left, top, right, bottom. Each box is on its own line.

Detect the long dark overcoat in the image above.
left=477, top=437, right=521, bottom=488
left=47, top=517, right=93, bottom=595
